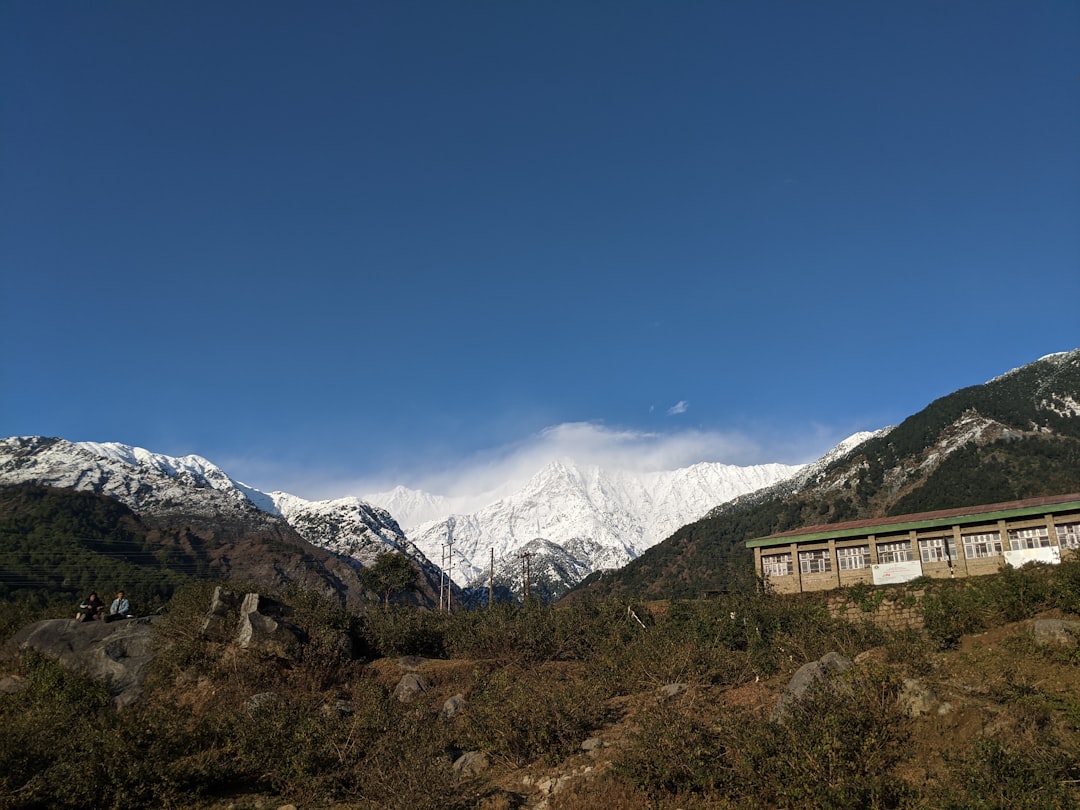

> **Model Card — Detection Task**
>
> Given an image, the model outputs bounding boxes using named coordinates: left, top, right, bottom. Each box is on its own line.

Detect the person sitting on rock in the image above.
left=106, top=591, right=130, bottom=622
left=78, top=592, right=105, bottom=622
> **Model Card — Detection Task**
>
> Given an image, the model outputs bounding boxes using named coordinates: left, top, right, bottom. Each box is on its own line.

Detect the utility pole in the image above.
left=519, top=551, right=532, bottom=602
left=446, top=542, right=453, bottom=612
left=489, top=547, right=494, bottom=607
left=439, top=544, right=447, bottom=611
left=445, top=518, right=455, bottom=612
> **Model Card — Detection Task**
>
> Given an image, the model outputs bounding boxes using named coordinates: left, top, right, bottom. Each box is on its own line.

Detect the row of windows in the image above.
left=761, top=521, right=1080, bottom=577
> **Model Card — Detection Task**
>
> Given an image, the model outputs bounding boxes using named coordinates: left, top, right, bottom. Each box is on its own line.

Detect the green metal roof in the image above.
left=746, top=498, right=1080, bottom=550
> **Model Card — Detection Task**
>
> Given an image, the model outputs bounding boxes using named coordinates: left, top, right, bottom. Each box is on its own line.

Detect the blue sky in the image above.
left=2, top=1, right=1078, bottom=499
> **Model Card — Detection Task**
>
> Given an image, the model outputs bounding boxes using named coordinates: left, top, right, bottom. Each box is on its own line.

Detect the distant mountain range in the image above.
left=5, top=350, right=1077, bottom=606
left=0, top=436, right=809, bottom=604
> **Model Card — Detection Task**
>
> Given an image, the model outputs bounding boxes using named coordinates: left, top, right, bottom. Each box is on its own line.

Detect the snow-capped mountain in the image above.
left=0, top=437, right=422, bottom=570
left=265, top=491, right=423, bottom=564
left=1, top=435, right=855, bottom=604
left=397, top=457, right=804, bottom=596
left=361, top=485, right=457, bottom=531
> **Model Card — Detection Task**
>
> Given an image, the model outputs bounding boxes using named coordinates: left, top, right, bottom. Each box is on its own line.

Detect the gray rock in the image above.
left=898, top=678, right=938, bottom=717
left=394, top=672, right=428, bottom=702
left=772, top=651, right=852, bottom=721
left=2, top=616, right=159, bottom=706
left=581, top=737, right=605, bottom=751
left=322, top=698, right=355, bottom=717
left=1033, top=619, right=1080, bottom=647
left=398, top=655, right=429, bottom=671
left=200, top=585, right=240, bottom=640
left=0, top=674, right=27, bottom=695
left=236, top=593, right=302, bottom=654
left=657, top=683, right=688, bottom=699
left=245, top=691, right=284, bottom=711
left=452, top=750, right=490, bottom=777
left=440, top=692, right=466, bottom=719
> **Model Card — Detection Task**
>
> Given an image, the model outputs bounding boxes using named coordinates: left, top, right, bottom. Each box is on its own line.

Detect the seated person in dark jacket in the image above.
left=78, top=592, right=104, bottom=621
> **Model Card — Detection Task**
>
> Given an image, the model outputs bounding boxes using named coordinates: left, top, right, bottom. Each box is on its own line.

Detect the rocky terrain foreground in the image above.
left=3, top=585, right=1079, bottom=809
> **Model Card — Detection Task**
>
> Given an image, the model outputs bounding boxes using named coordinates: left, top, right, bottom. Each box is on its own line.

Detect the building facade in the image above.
left=747, top=493, right=1080, bottom=594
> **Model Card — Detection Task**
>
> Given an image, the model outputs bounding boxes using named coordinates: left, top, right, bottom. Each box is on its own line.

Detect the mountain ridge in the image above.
left=0, top=436, right=815, bottom=604
left=573, top=349, right=1080, bottom=601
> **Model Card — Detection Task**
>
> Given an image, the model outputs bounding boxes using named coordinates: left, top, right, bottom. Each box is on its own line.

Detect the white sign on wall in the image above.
left=1004, top=546, right=1061, bottom=568
left=871, top=560, right=923, bottom=585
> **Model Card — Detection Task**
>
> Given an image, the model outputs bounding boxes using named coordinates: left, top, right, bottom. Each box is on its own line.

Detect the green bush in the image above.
left=988, top=563, right=1055, bottom=623
left=456, top=665, right=608, bottom=765
left=614, top=664, right=913, bottom=808
left=922, top=581, right=996, bottom=648
left=357, top=605, right=449, bottom=658
left=613, top=701, right=731, bottom=798
left=940, top=737, right=1080, bottom=809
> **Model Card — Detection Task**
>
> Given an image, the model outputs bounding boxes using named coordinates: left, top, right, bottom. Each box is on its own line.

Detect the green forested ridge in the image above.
left=0, top=485, right=193, bottom=622
left=574, top=351, right=1080, bottom=602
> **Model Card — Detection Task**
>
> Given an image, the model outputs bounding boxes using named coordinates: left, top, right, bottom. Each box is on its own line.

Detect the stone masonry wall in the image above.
left=824, top=588, right=925, bottom=630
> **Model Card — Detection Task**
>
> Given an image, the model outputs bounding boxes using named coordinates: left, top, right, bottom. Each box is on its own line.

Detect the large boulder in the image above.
left=2, top=616, right=159, bottom=706
left=201, top=587, right=307, bottom=656
left=236, top=592, right=303, bottom=654
left=772, top=651, right=852, bottom=721
left=1033, top=619, right=1080, bottom=647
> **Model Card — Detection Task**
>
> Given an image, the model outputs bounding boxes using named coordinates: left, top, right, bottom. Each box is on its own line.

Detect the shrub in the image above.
left=357, top=605, right=448, bottom=658
left=456, top=665, right=608, bottom=765
left=939, top=737, right=1080, bottom=809
left=988, top=563, right=1054, bottom=623
left=613, top=701, right=731, bottom=798
left=922, top=581, right=995, bottom=648
left=731, top=666, right=913, bottom=808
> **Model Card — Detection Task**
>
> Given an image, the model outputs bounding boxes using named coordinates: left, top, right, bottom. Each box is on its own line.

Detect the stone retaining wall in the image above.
left=824, top=589, right=925, bottom=629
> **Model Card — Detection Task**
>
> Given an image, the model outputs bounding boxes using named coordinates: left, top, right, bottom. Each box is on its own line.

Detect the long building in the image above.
left=746, top=493, right=1080, bottom=594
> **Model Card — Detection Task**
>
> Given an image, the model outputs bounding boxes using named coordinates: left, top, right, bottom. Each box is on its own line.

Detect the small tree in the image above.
left=362, top=552, right=418, bottom=608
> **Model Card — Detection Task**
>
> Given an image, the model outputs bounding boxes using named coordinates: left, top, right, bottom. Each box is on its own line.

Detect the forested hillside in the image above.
left=0, top=486, right=193, bottom=632
left=574, top=351, right=1080, bottom=601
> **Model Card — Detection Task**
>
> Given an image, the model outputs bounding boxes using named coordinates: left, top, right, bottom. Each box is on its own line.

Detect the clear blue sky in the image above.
left=2, top=1, right=1078, bottom=499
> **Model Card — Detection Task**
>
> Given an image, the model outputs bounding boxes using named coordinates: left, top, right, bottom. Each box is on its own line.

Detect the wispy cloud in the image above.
left=666, top=400, right=689, bottom=416
left=355, top=421, right=773, bottom=506
left=226, top=420, right=865, bottom=510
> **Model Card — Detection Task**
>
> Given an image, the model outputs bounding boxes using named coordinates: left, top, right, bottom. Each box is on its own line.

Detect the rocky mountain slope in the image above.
left=575, top=350, right=1080, bottom=601
left=0, top=437, right=441, bottom=608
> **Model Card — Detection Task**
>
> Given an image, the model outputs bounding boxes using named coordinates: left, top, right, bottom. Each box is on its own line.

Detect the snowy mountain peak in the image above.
left=0, top=437, right=419, bottom=570
left=406, top=456, right=805, bottom=595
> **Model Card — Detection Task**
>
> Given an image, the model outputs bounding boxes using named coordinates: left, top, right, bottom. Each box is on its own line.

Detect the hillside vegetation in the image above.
left=3, top=559, right=1080, bottom=809
left=576, top=351, right=1080, bottom=601
left=0, top=485, right=195, bottom=635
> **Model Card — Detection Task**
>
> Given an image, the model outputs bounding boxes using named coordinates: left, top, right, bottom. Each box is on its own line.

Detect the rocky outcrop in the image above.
left=394, top=672, right=428, bottom=703
left=2, top=616, right=159, bottom=706
left=200, top=586, right=309, bottom=656
left=1033, top=618, right=1080, bottom=647
left=772, top=651, right=852, bottom=721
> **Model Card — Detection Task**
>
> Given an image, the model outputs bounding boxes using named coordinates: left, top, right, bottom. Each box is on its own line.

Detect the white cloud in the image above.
left=226, top=420, right=867, bottom=512
left=350, top=421, right=773, bottom=508
left=666, top=400, right=689, bottom=416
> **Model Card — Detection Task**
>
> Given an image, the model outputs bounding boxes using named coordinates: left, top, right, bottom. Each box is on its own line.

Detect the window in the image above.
left=800, top=549, right=832, bottom=574
left=1054, top=522, right=1080, bottom=550
left=762, top=553, right=793, bottom=577
left=877, top=541, right=912, bottom=563
left=963, top=531, right=1002, bottom=559
left=1009, top=527, right=1050, bottom=550
left=919, top=536, right=957, bottom=563
left=837, top=545, right=870, bottom=571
